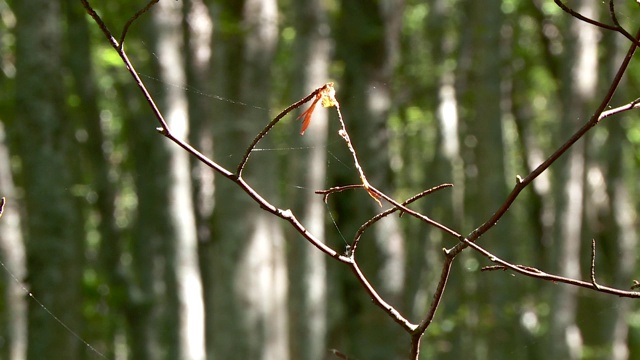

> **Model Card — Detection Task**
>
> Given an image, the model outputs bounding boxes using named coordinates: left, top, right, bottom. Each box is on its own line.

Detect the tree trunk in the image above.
left=549, top=1, right=598, bottom=358
left=64, top=0, right=122, bottom=355
left=182, top=0, right=216, bottom=356
left=14, top=0, right=84, bottom=358
left=331, top=0, right=406, bottom=358
left=0, top=122, right=26, bottom=360
left=207, top=0, right=288, bottom=358
left=153, top=1, right=206, bottom=359
left=287, top=1, right=331, bottom=359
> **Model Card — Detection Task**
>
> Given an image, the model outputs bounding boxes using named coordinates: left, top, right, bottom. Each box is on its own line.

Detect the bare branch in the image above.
left=0, top=197, right=4, bottom=220
left=119, top=0, right=159, bottom=50
left=368, top=185, right=461, bottom=239
left=236, top=85, right=327, bottom=177
left=348, top=260, right=417, bottom=332
left=351, top=184, right=453, bottom=254
left=315, top=184, right=365, bottom=203
left=554, top=0, right=640, bottom=47
left=460, top=238, right=640, bottom=298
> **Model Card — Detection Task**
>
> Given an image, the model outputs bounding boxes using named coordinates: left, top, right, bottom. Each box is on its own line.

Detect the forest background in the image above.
left=2, top=0, right=640, bottom=359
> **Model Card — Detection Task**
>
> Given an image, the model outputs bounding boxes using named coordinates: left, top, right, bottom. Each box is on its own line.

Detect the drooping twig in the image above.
left=334, top=103, right=382, bottom=206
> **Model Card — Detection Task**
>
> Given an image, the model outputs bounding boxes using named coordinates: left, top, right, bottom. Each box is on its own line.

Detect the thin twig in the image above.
left=316, top=184, right=365, bottom=203
left=329, top=349, right=358, bottom=360
left=0, top=197, right=4, bottom=220
left=334, top=103, right=382, bottom=206
left=368, top=185, right=461, bottom=239
left=236, top=86, right=325, bottom=177
left=350, top=184, right=453, bottom=254
left=119, top=0, right=159, bottom=50
left=554, top=0, right=640, bottom=47
left=590, top=239, right=600, bottom=290
left=348, top=260, right=418, bottom=332
left=461, top=237, right=640, bottom=298
left=414, top=254, right=454, bottom=335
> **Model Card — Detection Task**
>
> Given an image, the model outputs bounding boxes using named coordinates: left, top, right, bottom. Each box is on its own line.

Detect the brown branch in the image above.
left=461, top=238, right=640, bottom=298
left=348, top=260, right=417, bottom=332
left=236, top=85, right=326, bottom=177
left=316, top=184, right=365, bottom=203
left=554, top=0, right=640, bottom=47
left=410, top=252, right=455, bottom=359
left=368, top=185, right=461, bottom=239
left=119, top=0, right=159, bottom=50
left=0, top=197, right=5, bottom=220
left=350, top=184, right=453, bottom=254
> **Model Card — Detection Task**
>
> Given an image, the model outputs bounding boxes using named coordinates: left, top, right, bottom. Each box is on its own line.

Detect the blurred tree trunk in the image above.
left=331, top=0, right=405, bottom=358
left=207, top=0, right=288, bottom=358
left=549, top=1, right=598, bottom=358
left=587, top=25, right=637, bottom=360
left=182, top=0, right=216, bottom=356
left=14, top=0, right=84, bottom=358
left=64, top=0, right=122, bottom=356
left=150, top=1, right=207, bottom=359
left=123, top=70, right=172, bottom=360
left=122, top=17, right=176, bottom=360
left=287, top=1, right=331, bottom=359
left=456, top=1, right=511, bottom=358
left=0, top=122, right=26, bottom=360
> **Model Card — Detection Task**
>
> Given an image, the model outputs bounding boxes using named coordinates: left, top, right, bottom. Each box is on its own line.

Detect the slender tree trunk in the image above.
left=123, top=78, right=170, bottom=360
left=208, top=0, right=288, bottom=358
left=600, top=29, right=636, bottom=360
left=64, top=0, right=122, bottom=355
left=153, top=2, right=206, bottom=359
left=549, top=1, right=598, bottom=358
left=288, top=1, right=331, bottom=359
left=182, top=0, right=216, bottom=356
left=0, top=121, right=26, bottom=360
left=331, top=1, right=405, bottom=358
left=14, top=0, right=84, bottom=358
left=456, top=1, right=510, bottom=357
